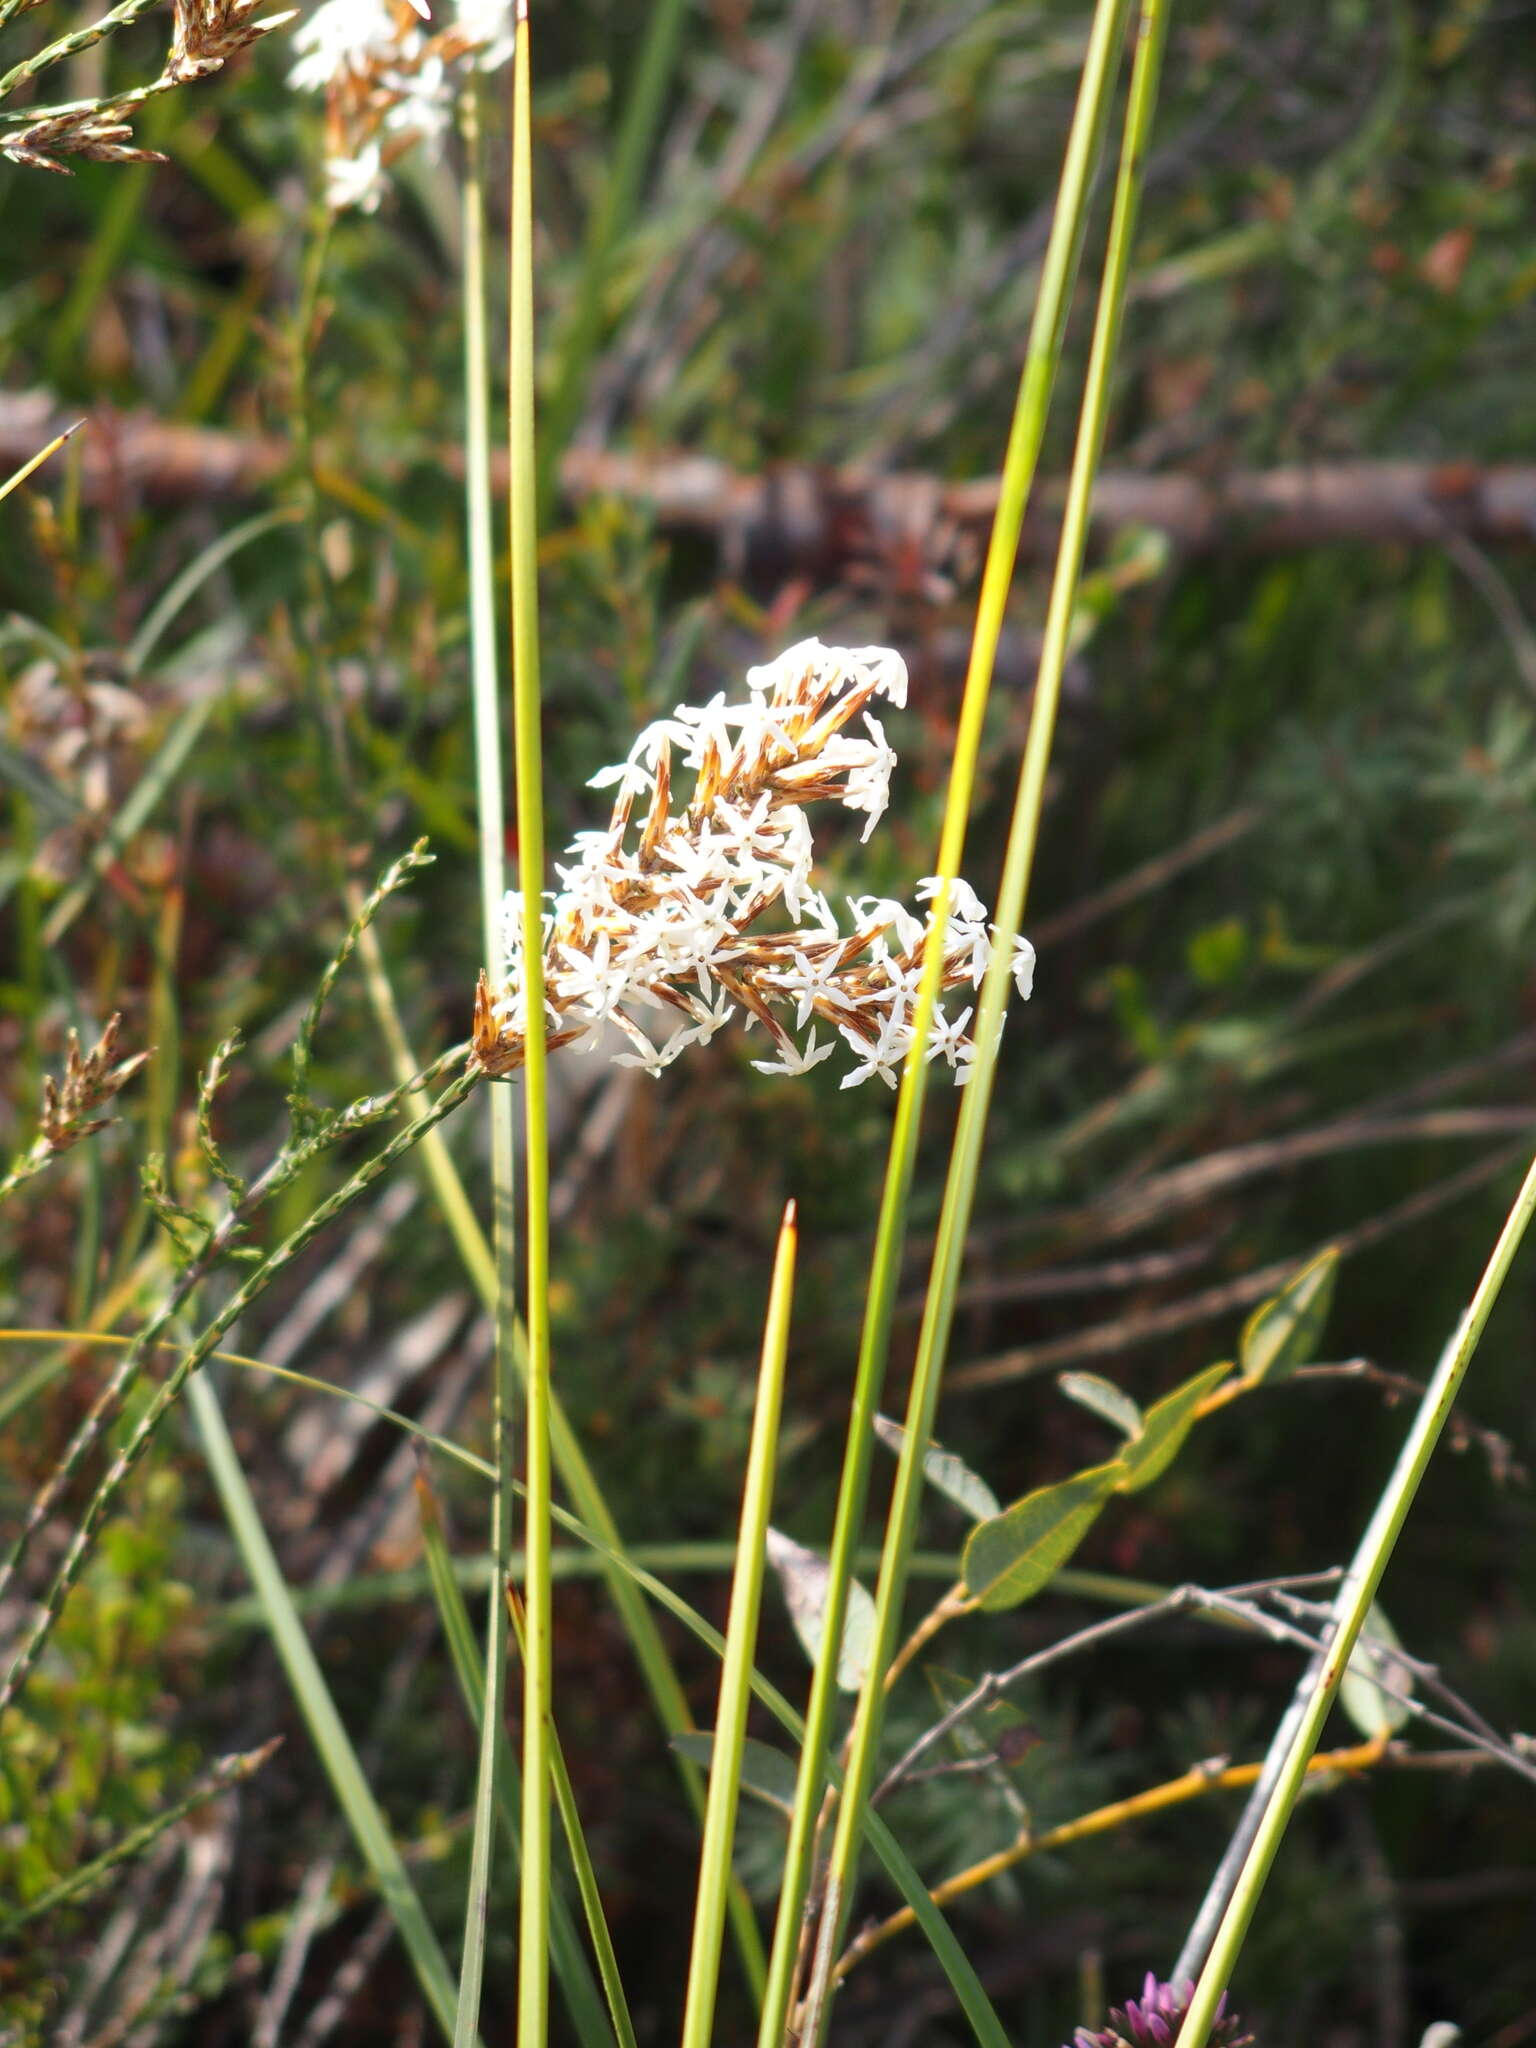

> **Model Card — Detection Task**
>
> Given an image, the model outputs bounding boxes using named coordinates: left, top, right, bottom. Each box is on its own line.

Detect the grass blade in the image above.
left=681, top=1202, right=797, bottom=2048
left=1173, top=1145, right=1536, bottom=2047
left=757, top=5, right=1137, bottom=2041
left=0, top=416, right=82, bottom=504
left=507, top=10, right=556, bottom=2045
left=417, top=1471, right=624, bottom=2048
left=801, top=3, right=1168, bottom=2034
left=186, top=1371, right=462, bottom=2043
left=453, top=64, right=522, bottom=2048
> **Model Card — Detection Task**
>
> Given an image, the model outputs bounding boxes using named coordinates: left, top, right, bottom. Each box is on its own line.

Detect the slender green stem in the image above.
left=760, top=6, right=1136, bottom=2041
left=1173, top=1145, right=1536, bottom=2048
left=681, top=1204, right=797, bottom=2048
left=453, top=73, right=520, bottom=2048
left=508, top=12, right=555, bottom=2046
left=799, top=4, right=1165, bottom=2036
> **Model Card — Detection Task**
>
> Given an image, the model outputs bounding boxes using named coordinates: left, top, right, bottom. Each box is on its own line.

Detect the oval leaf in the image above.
left=1240, top=1246, right=1340, bottom=1386
left=765, top=1528, right=876, bottom=1691
left=1116, top=1361, right=1232, bottom=1495
left=1057, top=1372, right=1144, bottom=1440
left=874, top=1414, right=1000, bottom=1522
left=962, top=1461, right=1125, bottom=1612
left=671, top=1732, right=799, bottom=1817
left=1340, top=1603, right=1415, bottom=1740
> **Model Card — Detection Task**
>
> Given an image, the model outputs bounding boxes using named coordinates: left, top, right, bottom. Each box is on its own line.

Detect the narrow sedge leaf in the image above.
left=0, top=418, right=81, bottom=505
left=679, top=1202, right=795, bottom=2048
left=1057, top=1371, right=1144, bottom=1439
left=186, top=1375, right=462, bottom=2042
left=1339, top=1603, right=1415, bottom=1740
left=671, top=1733, right=800, bottom=1818
left=1115, top=1361, right=1232, bottom=1495
left=963, top=1460, right=1126, bottom=1612
left=1239, top=1246, right=1341, bottom=1386
left=765, top=1527, right=877, bottom=1691
left=874, top=1413, right=1000, bottom=1521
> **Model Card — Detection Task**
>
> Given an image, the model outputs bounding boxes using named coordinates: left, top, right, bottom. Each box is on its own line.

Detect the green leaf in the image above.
left=962, top=1461, right=1125, bottom=1612
left=1340, top=1603, right=1415, bottom=1740
left=1057, top=1372, right=1143, bottom=1440
left=1115, top=1361, right=1232, bottom=1495
left=1240, top=1246, right=1341, bottom=1386
left=873, top=1415, right=1000, bottom=1521
left=671, top=1733, right=800, bottom=1818
left=765, top=1529, right=876, bottom=1691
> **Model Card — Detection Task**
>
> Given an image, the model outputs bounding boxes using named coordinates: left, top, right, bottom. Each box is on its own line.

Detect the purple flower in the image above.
left=1070, top=1973, right=1255, bottom=2048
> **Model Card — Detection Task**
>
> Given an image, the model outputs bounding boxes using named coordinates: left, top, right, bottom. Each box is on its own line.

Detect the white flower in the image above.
left=837, top=714, right=897, bottom=841
left=455, top=0, right=514, bottom=67
left=762, top=948, right=843, bottom=1031
left=323, top=141, right=387, bottom=212
left=476, top=640, right=1028, bottom=1093
left=925, top=1004, right=975, bottom=1069
left=382, top=50, right=453, bottom=153
left=752, top=1030, right=837, bottom=1078
left=1012, top=934, right=1037, bottom=1000
left=289, top=0, right=398, bottom=88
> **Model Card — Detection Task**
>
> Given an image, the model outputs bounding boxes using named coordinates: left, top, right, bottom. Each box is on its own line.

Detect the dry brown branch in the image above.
left=4, top=391, right=1536, bottom=558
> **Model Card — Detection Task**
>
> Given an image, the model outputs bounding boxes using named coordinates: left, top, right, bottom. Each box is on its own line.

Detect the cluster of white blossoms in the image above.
left=470, top=640, right=1035, bottom=1090
left=289, top=0, right=513, bottom=212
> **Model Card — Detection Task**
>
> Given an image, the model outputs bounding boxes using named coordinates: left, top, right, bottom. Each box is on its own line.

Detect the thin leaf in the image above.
left=874, top=1414, right=1000, bottom=1521
left=681, top=1204, right=796, bottom=2048
left=963, top=1461, right=1126, bottom=1612
left=124, top=505, right=300, bottom=677
left=417, top=1474, right=624, bottom=2048
left=766, top=1527, right=877, bottom=1692
left=185, top=1374, right=462, bottom=2043
left=1116, top=1361, right=1232, bottom=1495
left=1339, top=1603, right=1415, bottom=1741
left=1239, top=1246, right=1341, bottom=1386
left=0, top=417, right=82, bottom=504
left=1057, top=1371, right=1144, bottom=1439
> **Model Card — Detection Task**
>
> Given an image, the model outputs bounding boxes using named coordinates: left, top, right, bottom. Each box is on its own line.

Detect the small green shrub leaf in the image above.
left=1057, top=1372, right=1143, bottom=1440
left=670, top=1732, right=800, bottom=1817
left=1340, top=1603, right=1415, bottom=1740
left=962, top=1461, right=1125, bottom=1612
left=1116, top=1361, right=1232, bottom=1495
left=1240, top=1246, right=1341, bottom=1386
left=765, top=1528, right=875, bottom=1691
left=873, top=1415, right=1000, bottom=1521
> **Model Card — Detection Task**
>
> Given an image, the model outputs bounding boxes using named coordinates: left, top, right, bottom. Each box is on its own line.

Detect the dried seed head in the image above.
left=37, top=1014, right=151, bottom=1156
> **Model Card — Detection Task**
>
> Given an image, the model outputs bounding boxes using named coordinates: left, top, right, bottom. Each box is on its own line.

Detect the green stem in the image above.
left=680, top=1205, right=797, bottom=2048
left=760, top=5, right=1137, bottom=2041
left=1173, top=1145, right=1536, bottom=2048
left=509, top=12, right=555, bottom=2046
left=453, top=72, right=520, bottom=2047
left=799, top=3, right=1166, bottom=2036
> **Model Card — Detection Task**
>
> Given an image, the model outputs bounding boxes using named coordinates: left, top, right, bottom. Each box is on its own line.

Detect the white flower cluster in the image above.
left=471, top=640, right=1036, bottom=1091
left=288, top=0, right=512, bottom=212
